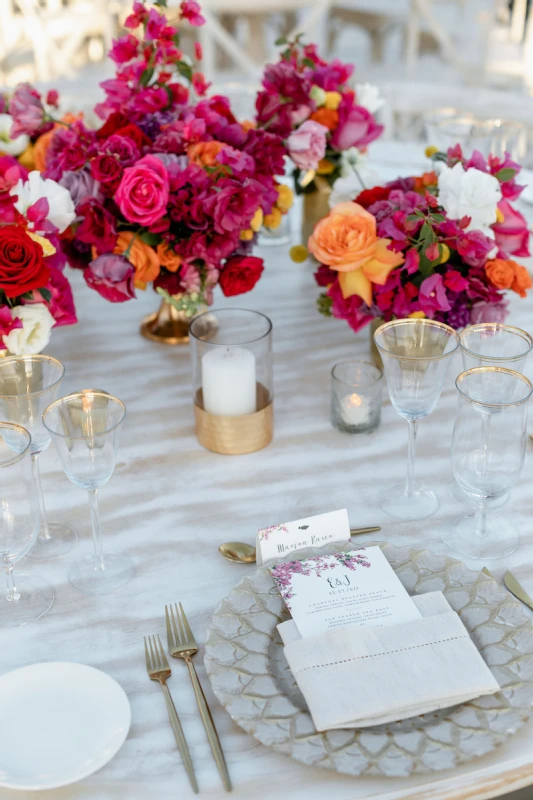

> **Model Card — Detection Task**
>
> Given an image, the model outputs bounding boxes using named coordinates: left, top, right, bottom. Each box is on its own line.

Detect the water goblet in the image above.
left=374, top=319, right=460, bottom=520
left=0, top=355, right=76, bottom=560
left=42, top=391, right=134, bottom=595
left=0, top=422, right=54, bottom=627
left=441, top=367, right=532, bottom=559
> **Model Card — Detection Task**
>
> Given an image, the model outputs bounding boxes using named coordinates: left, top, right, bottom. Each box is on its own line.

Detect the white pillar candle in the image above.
left=340, top=392, right=371, bottom=426
left=202, top=347, right=257, bottom=416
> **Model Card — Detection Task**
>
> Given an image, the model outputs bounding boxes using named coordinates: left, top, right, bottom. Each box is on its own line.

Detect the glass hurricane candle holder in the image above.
left=331, top=361, right=383, bottom=434
left=190, top=309, right=273, bottom=455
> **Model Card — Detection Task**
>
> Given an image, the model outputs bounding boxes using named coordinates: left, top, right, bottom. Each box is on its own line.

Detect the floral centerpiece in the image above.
left=255, top=36, right=384, bottom=239
left=310, top=145, right=532, bottom=341
left=4, top=0, right=287, bottom=343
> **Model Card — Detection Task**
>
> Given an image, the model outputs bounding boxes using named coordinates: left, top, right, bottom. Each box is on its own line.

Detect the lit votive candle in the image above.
left=202, top=346, right=257, bottom=416
left=331, top=360, right=383, bottom=434
left=340, top=392, right=371, bottom=427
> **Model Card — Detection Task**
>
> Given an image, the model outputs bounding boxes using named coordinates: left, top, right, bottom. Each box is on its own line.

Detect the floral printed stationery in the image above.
left=270, top=547, right=421, bottom=638
left=256, top=508, right=350, bottom=565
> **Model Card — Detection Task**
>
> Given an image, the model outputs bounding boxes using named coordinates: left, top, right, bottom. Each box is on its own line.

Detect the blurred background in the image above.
left=2, top=0, right=533, bottom=164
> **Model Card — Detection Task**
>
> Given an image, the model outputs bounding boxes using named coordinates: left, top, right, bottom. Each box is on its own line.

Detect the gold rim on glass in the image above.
left=374, top=318, right=461, bottom=361
left=189, top=308, right=273, bottom=347
left=0, top=354, right=65, bottom=398
left=0, top=422, right=32, bottom=467
left=460, top=323, right=533, bottom=363
left=42, top=391, right=126, bottom=439
left=456, top=366, right=533, bottom=408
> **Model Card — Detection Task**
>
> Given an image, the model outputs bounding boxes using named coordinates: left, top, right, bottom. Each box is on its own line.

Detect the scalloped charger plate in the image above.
left=205, top=541, right=533, bottom=777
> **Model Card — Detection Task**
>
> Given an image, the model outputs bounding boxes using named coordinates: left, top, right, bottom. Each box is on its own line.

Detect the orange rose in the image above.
left=156, top=242, right=181, bottom=272
left=338, top=238, right=404, bottom=306
left=114, top=232, right=160, bottom=289
left=485, top=258, right=516, bottom=290
left=310, top=108, right=339, bottom=131
left=511, top=263, right=532, bottom=298
left=188, top=141, right=226, bottom=167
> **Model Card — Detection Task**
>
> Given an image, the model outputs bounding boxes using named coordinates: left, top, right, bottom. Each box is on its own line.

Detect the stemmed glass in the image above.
left=441, top=367, right=532, bottom=559
left=42, top=391, right=134, bottom=595
left=374, top=319, right=460, bottom=520
left=0, top=422, right=54, bottom=626
left=0, top=355, right=76, bottom=560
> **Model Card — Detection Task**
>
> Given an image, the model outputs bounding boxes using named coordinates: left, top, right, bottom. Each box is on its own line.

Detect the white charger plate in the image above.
left=0, top=662, right=131, bottom=791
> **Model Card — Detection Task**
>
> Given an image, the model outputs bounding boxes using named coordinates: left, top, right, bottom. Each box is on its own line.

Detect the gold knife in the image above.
left=504, top=571, right=533, bottom=611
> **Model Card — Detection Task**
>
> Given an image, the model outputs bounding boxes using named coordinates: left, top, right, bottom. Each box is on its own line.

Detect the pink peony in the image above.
left=493, top=199, right=530, bottom=258
left=287, top=120, right=327, bottom=171
left=419, top=274, right=451, bottom=317
left=26, top=267, right=77, bottom=327
left=330, top=97, right=383, bottom=152
left=9, top=83, right=47, bottom=138
left=0, top=305, right=22, bottom=349
left=116, top=154, right=169, bottom=227
left=470, top=299, right=509, bottom=324
left=85, top=254, right=136, bottom=302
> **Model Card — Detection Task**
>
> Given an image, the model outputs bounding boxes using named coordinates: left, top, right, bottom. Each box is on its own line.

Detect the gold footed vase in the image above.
left=140, top=298, right=191, bottom=345
left=301, top=182, right=331, bottom=244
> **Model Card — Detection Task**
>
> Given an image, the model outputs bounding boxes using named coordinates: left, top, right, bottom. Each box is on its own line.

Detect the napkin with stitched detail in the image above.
left=277, top=592, right=499, bottom=730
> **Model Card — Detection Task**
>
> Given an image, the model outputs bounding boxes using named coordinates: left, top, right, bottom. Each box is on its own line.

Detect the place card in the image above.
left=270, top=546, right=422, bottom=638
left=256, top=509, right=350, bottom=566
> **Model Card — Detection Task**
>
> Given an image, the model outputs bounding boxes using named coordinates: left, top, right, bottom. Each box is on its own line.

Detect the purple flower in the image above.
left=470, top=299, right=509, bottom=324
left=9, top=83, right=47, bottom=138
left=419, top=274, right=451, bottom=317
left=84, top=254, right=135, bottom=303
left=60, top=168, right=103, bottom=208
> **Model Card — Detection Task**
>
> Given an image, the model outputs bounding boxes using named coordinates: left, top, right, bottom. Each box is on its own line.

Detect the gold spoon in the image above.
left=219, top=527, right=382, bottom=564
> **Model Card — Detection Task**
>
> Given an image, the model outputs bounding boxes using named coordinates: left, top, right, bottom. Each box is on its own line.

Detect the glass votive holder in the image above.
left=189, top=309, right=273, bottom=455
left=331, top=361, right=383, bottom=434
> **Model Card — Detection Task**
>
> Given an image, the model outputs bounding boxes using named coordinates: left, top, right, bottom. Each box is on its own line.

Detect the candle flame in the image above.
left=348, top=393, right=363, bottom=408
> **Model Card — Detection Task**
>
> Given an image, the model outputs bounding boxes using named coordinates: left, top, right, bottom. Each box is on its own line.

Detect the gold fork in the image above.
left=166, top=603, right=232, bottom=792
left=144, top=634, right=199, bottom=794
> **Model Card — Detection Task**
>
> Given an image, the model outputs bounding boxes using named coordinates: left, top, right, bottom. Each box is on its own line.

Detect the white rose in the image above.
left=0, top=113, right=29, bottom=156
left=10, top=171, right=75, bottom=234
left=354, top=83, right=385, bottom=115
left=438, top=163, right=502, bottom=237
left=2, top=305, right=55, bottom=355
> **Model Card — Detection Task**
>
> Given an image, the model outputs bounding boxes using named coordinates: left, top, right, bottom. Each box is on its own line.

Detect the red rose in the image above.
left=76, top=198, right=117, bottom=252
left=114, top=123, right=152, bottom=151
left=0, top=226, right=50, bottom=298
left=354, top=186, right=391, bottom=208
left=90, top=153, right=123, bottom=187
left=219, top=255, right=264, bottom=297
left=96, top=112, right=130, bottom=139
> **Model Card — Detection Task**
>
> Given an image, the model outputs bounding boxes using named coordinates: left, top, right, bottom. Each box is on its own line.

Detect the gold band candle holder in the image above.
left=190, top=309, right=274, bottom=456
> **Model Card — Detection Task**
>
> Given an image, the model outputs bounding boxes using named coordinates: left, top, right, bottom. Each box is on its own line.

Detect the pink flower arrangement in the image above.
left=311, top=145, right=532, bottom=333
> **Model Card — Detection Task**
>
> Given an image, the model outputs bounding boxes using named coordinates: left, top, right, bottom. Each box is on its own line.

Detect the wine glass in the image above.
left=441, top=367, right=532, bottom=559
left=0, top=355, right=76, bottom=560
left=0, top=422, right=54, bottom=627
left=42, top=391, right=134, bottom=595
left=450, top=324, right=533, bottom=508
left=374, top=319, right=460, bottom=520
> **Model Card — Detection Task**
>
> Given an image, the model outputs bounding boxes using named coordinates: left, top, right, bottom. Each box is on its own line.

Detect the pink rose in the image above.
left=85, top=254, right=136, bottom=302
left=287, top=120, right=327, bottom=171
left=330, top=98, right=383, bottom=152
left=116, top=154, right=169, bottom=227
left=9, top=83, right=47, bottom=138
left=493, top=199, right=530, bottom=259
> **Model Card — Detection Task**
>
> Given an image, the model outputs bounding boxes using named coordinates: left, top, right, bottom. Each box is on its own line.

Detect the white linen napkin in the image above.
left=277, top=592, right=500, bottom=730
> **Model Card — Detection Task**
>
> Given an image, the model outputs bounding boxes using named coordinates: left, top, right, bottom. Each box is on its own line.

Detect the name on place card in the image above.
left=255, top=509, right=350, bottom=566
left=270, top=546, right=422, bottom=638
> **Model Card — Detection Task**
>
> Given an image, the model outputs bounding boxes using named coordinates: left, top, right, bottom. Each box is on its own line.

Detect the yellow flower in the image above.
left=317, top=159, right=335, bottom=175
left=324, top=91, right=342, bottom=110
left=290, top=245, right=308, bottom=263
left=264, top=207, right=282, bottom=230
left=18, top=143, right=35, bottom=171
left=440, top=244, right=450, bottom=264
left=496, top=207, right=505, bottom=224
left=27, top=231, right=56, bottom=257
left=276, top=184, right=293, bottom=212
left=240, top=229, right=254, bottom=241
left=250, top=207, right=263, bottom=232
left=408, top=311, right=426, bottom=318
left=424, top=145, right=438, bottom=158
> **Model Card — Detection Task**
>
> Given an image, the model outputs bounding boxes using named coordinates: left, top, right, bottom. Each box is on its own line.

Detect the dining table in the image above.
left=2, top=140, right=533, bottom=800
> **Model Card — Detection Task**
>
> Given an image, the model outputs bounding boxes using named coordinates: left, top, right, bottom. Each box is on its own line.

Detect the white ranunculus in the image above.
left=355, top=83, right=386, bottom=115
left=0, top=113, right=29, bottom=156
left=438, top=163, right=502, bottom=237
left=2, top=305, right=55, bottom=355
left=10, top=171, right=75, bottom=234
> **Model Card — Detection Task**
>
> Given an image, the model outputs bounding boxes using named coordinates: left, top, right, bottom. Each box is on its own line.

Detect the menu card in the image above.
left=270, top=546, right=421, bottom=638
left=256, top=509, right=350, bottom=566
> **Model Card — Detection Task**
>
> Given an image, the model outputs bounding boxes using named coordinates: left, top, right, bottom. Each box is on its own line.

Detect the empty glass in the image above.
left=0, top=355, right=76, bottom=560
left=0, top=422, right=54, bottom=627
left=441, top=367, right=532, bottom=559
left=43, top=391, right=134, bottom=595
left=374, top=319, right=460, bottom=520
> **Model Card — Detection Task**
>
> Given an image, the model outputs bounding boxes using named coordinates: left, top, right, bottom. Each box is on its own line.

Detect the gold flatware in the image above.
left=219, top=526, right=382, bottom=564
left=144, top=634, right=198, bottom=794
left=482, top=567, right=496, bottom=580
left=504, top=571, right=533, bottom=611
left=166, top=603, right=232, bottom=792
